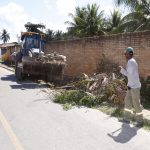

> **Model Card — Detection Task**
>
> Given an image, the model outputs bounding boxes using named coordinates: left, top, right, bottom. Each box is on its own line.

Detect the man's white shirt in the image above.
left=120, top=58, right=141, bottom=88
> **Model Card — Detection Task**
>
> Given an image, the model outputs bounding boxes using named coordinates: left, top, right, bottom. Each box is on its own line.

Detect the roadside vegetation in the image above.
left=53, top=82, right=150, bottom=130
left=53, top=56, right=150, bottom=130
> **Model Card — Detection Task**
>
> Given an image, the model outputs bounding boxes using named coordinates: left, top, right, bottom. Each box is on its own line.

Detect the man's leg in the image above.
left=119, top=90, right=133, bottom=123
left=131, top=88, right=143, bottom=127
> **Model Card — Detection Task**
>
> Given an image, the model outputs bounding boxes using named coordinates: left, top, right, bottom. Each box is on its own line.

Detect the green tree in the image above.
left=25, top=22, right=45, bottom=33
left=115, top=0, right=144, bottom=10
left=65, top=3, right=106, bottom=37
left=45, top=29, right=64, bottom=41
left=54, top=30, right=63, bottom=40
left=115, top=0, right=150, bottom=31
left=45, top=29, right=54, bottom=41
left=106, top=10, right=123, bottom=33
left=65, top=7, right=89, bottom=37
left=0, top=29, right=10, bottom=43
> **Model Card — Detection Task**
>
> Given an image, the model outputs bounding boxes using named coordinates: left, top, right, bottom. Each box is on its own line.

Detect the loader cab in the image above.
left=21, top=32, right=45, bottom=55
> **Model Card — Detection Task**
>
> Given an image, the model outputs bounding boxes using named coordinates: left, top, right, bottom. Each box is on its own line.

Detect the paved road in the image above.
left=0, top=67, right=150, bottom=150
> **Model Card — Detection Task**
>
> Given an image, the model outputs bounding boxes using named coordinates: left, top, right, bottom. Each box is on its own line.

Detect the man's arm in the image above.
left=119, top=61, right=135, bottom=77
left=120, top=66, right=127, bottom=76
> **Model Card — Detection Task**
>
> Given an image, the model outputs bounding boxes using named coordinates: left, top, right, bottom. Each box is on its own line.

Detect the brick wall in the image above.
left=45, top=31, right=150, bottom=78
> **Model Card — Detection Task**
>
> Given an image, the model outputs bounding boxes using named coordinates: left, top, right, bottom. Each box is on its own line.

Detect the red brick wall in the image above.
left=45, top=31, right=150, bottom=78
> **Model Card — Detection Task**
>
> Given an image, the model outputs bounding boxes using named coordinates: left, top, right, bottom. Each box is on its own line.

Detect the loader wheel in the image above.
left=15, top=66, right=23, bottom=81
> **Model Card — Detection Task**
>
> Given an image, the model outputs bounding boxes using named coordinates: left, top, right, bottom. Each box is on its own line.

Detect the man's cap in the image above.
left=125, top=47, right=134, bottom=54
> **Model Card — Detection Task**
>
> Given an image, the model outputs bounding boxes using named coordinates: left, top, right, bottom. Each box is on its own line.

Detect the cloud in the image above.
left=43, top=0, right=52, bottom=10
left=56, top=0, right=76, bottom=16
left=75, top=0, right=115, bottom=15
left=44, top=20, right=67, bottom=32
left=0, top=2, right=33, bottom=42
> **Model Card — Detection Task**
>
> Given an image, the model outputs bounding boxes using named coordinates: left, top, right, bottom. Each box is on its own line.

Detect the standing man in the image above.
left=118, top=47, right=143, bottom=127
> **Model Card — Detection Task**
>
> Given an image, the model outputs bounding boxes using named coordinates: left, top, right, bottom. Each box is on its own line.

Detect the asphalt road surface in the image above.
left=0, top=67, right=150, bottom=150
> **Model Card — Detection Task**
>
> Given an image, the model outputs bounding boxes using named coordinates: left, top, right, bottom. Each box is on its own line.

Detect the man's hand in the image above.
left=118, top=66, right=122, bottom=72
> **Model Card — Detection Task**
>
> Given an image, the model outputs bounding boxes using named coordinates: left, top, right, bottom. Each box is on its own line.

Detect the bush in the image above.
left=141, top=76, right=150, bottom=108
left=104, top=79, right=126, bottom=107
left=54, top=90, right=104, bottom=108
left=73, top=80, right=92, bottom=91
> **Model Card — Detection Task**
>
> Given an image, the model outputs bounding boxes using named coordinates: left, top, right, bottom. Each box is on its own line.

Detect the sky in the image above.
left=0, top=0, right=127, bottom=43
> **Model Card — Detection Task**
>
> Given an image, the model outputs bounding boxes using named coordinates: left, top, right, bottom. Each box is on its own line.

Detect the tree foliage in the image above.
left=21, top=1, right=150, bottom=40
left=24, top=22, right=46, bottom=33
left=115, top=0, right=150, bottom=31
left=0, top=29, right=10, bottom=43
left=105, top=10, right=123, bottom=33
left=65, top=3, right=106, bottom=37
left=45, top=29, right=64, bottom=41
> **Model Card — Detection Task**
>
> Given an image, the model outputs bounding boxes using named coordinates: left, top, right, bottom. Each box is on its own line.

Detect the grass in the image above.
left=97, top=104, right=150, bottom=130
left=142, top=101, right=150, bottom=109
left=143, top=119, right=150, bottom=130
left=97, top=105, right=123, bottom=118
left=63, top=103, right=73, bottom=111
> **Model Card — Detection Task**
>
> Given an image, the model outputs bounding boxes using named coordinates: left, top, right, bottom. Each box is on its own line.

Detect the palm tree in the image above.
left=45, top=29, right=54, bottom=41
left=65, top=7, right=88, bottom=37
left=54, top=30, right=63, bottom=40
left=121, top=11, right=150, bottom=31
left=106, top=10, right=123, bottom=33
left=86, top=4, right=106, bottom=36
left=0, top=29, right=10, bottom=43
left=45, top=29, right=64, bottom=41
left=65, top=3, right=106, bottom=37
left=24, top=22, right=46, bottom=33
left=115, top=0, right=144, bottom=10
left=115, top=0, right=150, bottom=31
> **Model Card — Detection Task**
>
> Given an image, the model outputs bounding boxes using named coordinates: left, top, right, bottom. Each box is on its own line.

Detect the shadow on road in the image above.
left=32, top=98, right=51, bottom=103
left=10, top=83, right=40, bottom=89
left=1, top=74, right=17, bottom=82
left=107, top=123, right=140, bottom=143
left=1, top=74, right=48, bottom=89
